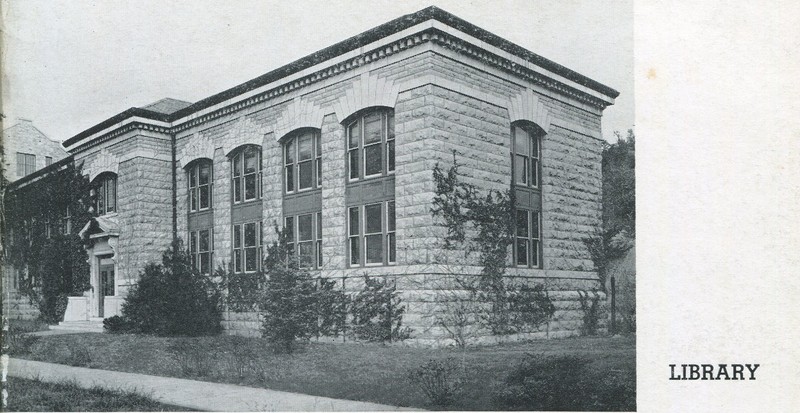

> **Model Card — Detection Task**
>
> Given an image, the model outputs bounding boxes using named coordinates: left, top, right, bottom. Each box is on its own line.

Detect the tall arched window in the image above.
left=231, top=145, right=261, bottom=203
left=511, top=122, right=545, bottom=268
left=93, top=172, right=117, bottom=215
left=283, top=129, right=321, bottom=193
left=187, top=159, right=213, bottom=212
left=346, top=109, right=394, bottom=181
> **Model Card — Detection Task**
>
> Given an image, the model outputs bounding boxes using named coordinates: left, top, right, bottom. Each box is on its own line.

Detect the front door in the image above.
left=98, top=263, right=115, bottom=317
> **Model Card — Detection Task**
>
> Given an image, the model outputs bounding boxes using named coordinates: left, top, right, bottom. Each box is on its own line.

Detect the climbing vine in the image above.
left=431, top=152, right=553, bottom=335
left=3, top=161, right=93, bottom=322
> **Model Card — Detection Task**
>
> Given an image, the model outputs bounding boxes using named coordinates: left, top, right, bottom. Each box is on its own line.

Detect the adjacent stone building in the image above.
left=13, top=7, right=618, bottom=341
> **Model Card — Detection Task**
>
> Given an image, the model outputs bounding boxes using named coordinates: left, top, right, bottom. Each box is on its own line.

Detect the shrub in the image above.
left=121, top=240, right=222, bottom=336
left=493, top=354, right=591, bottom=411
left=314, top=277, right=347, bottom=338
left=259, top=226, right=317, bottom=353
left=102, top=315, right=129, bottom=334
left=221, top=264, right=262, bottom=313
left=407, top=358, right=462, bottom=407
left=506, top=283, right=556, bottom=333
left=578, top=290, right=603, bottom=336
left=349, top=275, right=411, bottom=342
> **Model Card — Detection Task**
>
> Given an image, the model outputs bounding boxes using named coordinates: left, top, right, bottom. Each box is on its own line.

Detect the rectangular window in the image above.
left=45, top=156, right=53, bottom=166
left=346, top=110, right=394, bottom=181
left=348, top=207, right=360, bottom=266
left=285, top=139, right=295, bottom=192
left=284, top=212, right=323, bottom=269
left=63, top=206, right=72, bottom=235
left=348, top=201, right=396, bottom=267
left=348, top=122, right=360, bottom=180
left=232, top=154, right=242, bottom=203
left=513, top=125, right=541, bottom=188
left=515, top=209, right=541, bottom=268
left=198, top=163, right=211, bottom=210
left=285, top=216, right=295, bottom=255
left=232, top=222, right=261, bottom=273
left=16, top=153, right=35, bottom=177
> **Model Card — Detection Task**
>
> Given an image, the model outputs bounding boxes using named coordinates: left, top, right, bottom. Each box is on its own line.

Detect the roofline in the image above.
left=63, top=6, right=619, bottom=149
left=5, top=155, right=76, bottom=190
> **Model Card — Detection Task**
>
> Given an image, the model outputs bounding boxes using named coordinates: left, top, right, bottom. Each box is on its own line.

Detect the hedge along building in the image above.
left=57, top=7, right=617, bottom=340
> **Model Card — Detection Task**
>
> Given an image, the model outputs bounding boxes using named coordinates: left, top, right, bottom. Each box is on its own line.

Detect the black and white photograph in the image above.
left=1, top=1, right=798, bottom=412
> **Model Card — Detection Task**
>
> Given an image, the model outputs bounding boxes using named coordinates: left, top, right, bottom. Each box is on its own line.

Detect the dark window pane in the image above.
left=298, top=242, right=313, bottom=268
left=364, top=113, right=382, bottom=144
left=298, top=133, right=313, bottom=161
left=316, top=133, right=321, bottom=156
left=233, top=178, right=242, bottom=202
left=285, top=166, right=294, bottom=192
left=349, top=207, right=359, bottom=235
left=317, top=240, right=323, bottom=268
left=199, top=186, right=209, bottom=209
left=515, top=155, right=528, bottom=184
left=387, top=112, right=395, bottom=140
left=349, top=150, right=360, bottom=179
left=244, top=223, right=256, bottom=247
left=531, top=212, right=540, bottom=239
left=200, top=252, right=210, bottom=275
left=199, top=163, right=210, bottom=185
left=531, top=136, right=539, bottom=157
left=245, top=149, right=258, bottom=173
left=245, top=248, right=257, bottom=272
left=316, top=213, right=322, bottom=239
left=388, top=233, right=396, bottom=263
left=387, top=140, right=395, bottom=172
left=514, top=127, right=529, bottom=154
left=190, top=189, right=198, bottom=211
left=516, top=239, right=529, bottom=266
left=233, top=153, right=242, bottom=177
left=285, top=217, right=294, bottom=242
left=348, top=122, right=360, bottom=149
left=233, top=225, right=242, bottom=248
left=190, top=231, right=197, bottom=254
left=234, top=250, right=242, bottom=273
left=298, top=214, right=313, bottom=241
left=364, top=144, right=382, bottom=176
left=531, top=159, right=539, bottom=187
left=316, top=159, right=322, bottom=187
left=366, top=234, right=383, bottom=264
left=531, top=240, right=539, bottom=267
left=189, top=168, right=197, bottom=188
left=388, top=201, right=396, bottom=231
left=106, top=179, right=116, bottom=212
left=245, top=174, right=256, bottom=199
left=97, top=183, right=105, bottom=214
left=299, top=161, right=313, bottom=189
left=365, top=204, right=382, bottom=234
left=285, top=140, right=295, bottom=164
left=516, top=210, right=529, bottom=237
left=199, top=230, right=210, bottom=251
left=350, top=237, right=360, bottom=265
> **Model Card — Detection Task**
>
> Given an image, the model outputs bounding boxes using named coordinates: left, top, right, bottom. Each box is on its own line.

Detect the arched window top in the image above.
left=283, top=128, right=322, bottom=193
left=183, top=157, right=213, bottom=171
left=92, top=172, right=118, bottom=216
left=230, top=145, right=262, bottom=204
left=511, top=121, right=543, bottom=189
left=345, top=108, right=395, bottom=182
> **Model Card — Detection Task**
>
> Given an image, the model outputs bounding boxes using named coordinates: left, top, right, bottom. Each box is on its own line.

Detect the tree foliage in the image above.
left=349, top=275, right=411, bottom=342
left=121, top=239, right=222, bottom=336
left=2, top=161, right=92, bottom=322
left=602, top=129, right=635, bottom=236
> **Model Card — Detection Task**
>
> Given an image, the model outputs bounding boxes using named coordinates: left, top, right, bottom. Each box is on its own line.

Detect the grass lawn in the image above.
left=19, top=333, right=635, bottom=410
left=2, top=377, right=186, bottom=411
left=7, top=318, right=51, bottom=332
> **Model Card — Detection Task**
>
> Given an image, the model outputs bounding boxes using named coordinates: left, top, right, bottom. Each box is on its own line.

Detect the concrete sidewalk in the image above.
left=9, top=358, right=422, bottom=411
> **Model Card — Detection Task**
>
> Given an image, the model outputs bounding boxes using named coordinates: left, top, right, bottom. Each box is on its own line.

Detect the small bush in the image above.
left=1, top=326, right=40, bottom=355
left=121, top=240, right=222, bottom=336
left=407, top=358, right=462, bottom=407
left=493, top=353, right=635, bottom=411
left=350, top=276, right=411, bottom=342
left=102, top=315, right=130, bottom=334
left=578, top=290, right=603, bottom=336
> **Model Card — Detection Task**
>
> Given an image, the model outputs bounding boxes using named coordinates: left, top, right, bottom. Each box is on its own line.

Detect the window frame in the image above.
left=345, top=109, right=395, bottom=182
left=284, top=212, right=323, bottom=269
left=93, top=173, right=118, bottom=216
left=347, top=200, right=396, bottom=267
left=512, top=124, right=542, bottom=189
left=514, top=209, right=542, bottom=268
left=189, top=228, right=214, bottom=275
left=187, top=160, right=213, bottom=213
left=283, top=129, right=322, bottom=194
left=231, top=146, right=262, bottom=204
left=16, top=152, right=36, bottom=177
left=232, top=221, right=262, bottom=274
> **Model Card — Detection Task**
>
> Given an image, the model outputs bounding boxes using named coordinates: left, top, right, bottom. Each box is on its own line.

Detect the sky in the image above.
left=1, top=0, right=633, bottom=144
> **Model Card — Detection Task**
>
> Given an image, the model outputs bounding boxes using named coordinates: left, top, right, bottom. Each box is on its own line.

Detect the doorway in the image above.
left=98, top=259, right=115, bottom=317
